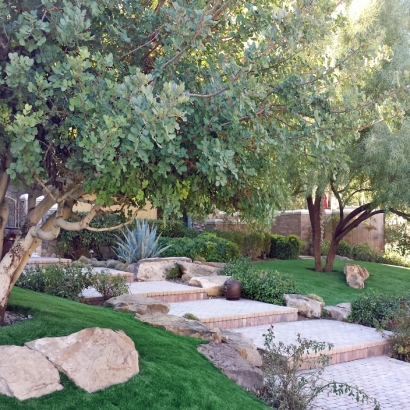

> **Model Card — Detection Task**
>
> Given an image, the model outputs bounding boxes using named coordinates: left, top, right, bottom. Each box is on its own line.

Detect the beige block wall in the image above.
left=73, top=200, right=157, bottom=220
left=271, top=209, right=385, bottom=252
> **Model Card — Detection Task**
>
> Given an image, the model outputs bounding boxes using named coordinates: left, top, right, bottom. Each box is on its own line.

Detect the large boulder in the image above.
left=135, top=312, right=221, bottom=343
left=284, top=294, right=323, bottom=318
left=25, top=328, right=139, bottom=393
left=344, top=264, right=370, bottom=289
left=128, top=257, right=192, bottom=281
left=188, top=275, right=231, bottom=297
left=105, top=294, right=170, bottom=314
left=177, top=261, right=221, bottom=282
left=220, top=330, right=262, bottom=367
left=0, top=346, right=63, bottom=400
left=324, top=302, right=351, bottom=321
left=198, top=342, right=263, bottom=392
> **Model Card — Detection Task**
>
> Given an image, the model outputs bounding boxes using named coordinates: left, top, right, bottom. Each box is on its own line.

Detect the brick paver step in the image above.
left=81, top=280, right=208, bottom=304
left=233, top=320, right=390, bottom=369
left=168, top=298, right=298, bottom=328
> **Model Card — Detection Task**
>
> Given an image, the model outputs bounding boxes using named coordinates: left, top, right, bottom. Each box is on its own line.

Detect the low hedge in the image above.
left=159, top=232, right=240, bottom=262
left=220, top=258, right=299, bottom=305
left=212, top=230, right=271, bottom=259
left=349, top=291, right=410, bottom=328
left=270, top=234, right=301, bottom=260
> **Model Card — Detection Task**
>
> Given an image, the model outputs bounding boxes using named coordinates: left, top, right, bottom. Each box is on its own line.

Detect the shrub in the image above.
left=92, top=270, right=130, bottom=301
left=220, top=258, right=299, bottom=305
left=17, top=265, right=46, bottom=293
left=262, top=327, right=380, bottom=410
left=114, top=220, right=171, bottom=263
left=299, top=240, right=309, bottom=256
left=385, top=302, right=410, bottom=362
left=146, top=219, right=199, bottom=238
left=43, top=263, right=95, bottom=301
left=349, top=292, right=410, bottom=328
left=351, top=243, right=382, bottom=263
left=320, top=239, right=330, bottom=256
left=213, top=230, right=271, bottom=259
left=336, top=240, right=352, bottom=258
left=270, top=234, right=301, bottom=260
left=56, top=213, right=122, bottom=259
left=167, top=264, right=182, bottom=279
left=382, top=251, right=410, bottom=268
left=159, top=233, right=240, bottom=262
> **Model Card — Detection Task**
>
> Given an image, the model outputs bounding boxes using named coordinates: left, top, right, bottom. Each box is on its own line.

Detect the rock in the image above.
left=177, top=261, right=221, bottom=282
left=135, top=313, right=221, bottom=343
left=198, top=342, right=263, bottom=391
left=220, top=330, right=262, bottom=367
left=324, top=303, right=351, bottom=321
left=90, top=258, right=107, bottom=268
left=131, top=257, right=192, bottom=281
left=193, top=261, right=227, bottom=269
left=115, top=262, right=129, bottom=271
left=284, top=294, right=323, bottom=318
left=78, top=255, right=91, bottom=264
left=106, top=259, right=119, bottom=269
left=344, top=264, right=370, bottom=289
left=105, top=294, right=170, bottom=314
left=188, top=275, right=230, bottom=297
left=25, top=328, right=139, bottom=393
left=0, top=346, right=63, bottom=400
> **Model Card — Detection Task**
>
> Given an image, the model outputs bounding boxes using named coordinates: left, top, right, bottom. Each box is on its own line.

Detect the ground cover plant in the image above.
left=256, top=259, right=410, bottom=306
left=1, top=288, right=269, bottom=410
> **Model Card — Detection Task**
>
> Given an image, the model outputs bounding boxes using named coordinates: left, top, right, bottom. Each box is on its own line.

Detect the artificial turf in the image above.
left=257, top=258, right=410, bottom=306
left=0, top=288, right=269, bottom=410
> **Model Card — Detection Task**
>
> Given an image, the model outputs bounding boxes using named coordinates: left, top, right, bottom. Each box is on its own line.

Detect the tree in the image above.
left=295, top=0, right=410, bottom=272
left=0, top=0, right=403, bottom=322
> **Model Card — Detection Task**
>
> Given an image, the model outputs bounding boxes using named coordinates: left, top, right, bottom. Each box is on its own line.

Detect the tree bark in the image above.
left=323, top=202, right=385, bottom=272
left=324, top=234, right=338, bottom=272
left=307, top=194, right=323, bottom=272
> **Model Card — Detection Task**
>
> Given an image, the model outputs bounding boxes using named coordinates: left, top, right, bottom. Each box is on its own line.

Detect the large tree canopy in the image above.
left=0, top=0, right=406, bottom=321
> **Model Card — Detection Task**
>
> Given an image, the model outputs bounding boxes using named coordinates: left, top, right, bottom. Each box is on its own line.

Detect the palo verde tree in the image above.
left=0, top=0, right=398, bottom=322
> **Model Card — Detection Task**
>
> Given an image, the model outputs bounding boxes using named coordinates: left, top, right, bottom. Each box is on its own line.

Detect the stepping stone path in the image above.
left=84, top=275, right=410, bottom=409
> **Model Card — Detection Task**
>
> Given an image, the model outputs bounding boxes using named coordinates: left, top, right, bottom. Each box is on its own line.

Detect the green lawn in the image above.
left=1, top=288, right=268, bottom=410
left=256, top=259, right=410, bottom=306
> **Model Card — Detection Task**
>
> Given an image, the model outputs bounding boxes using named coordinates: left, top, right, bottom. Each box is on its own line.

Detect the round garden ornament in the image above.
left=225, top=280, right=242, bottom=301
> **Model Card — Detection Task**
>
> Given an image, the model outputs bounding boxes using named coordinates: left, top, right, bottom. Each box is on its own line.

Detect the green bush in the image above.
left=16, top=265, right=46, bottom=293
left=17, top=263, right=94, bottom=301
left=213, top=230, right=271, bottom=259
left=270, top=234, right=301, bottom=260
left=220, top=258, right=299, bottom=305
left=385, top=302, right=410, bottom=362
left=56, top=213, right=122, bottom=259
left=146, top=219, right=199, bottom=238
left=159, top=233, right=240, bottom=262
left=320, top=239, right=330, bottom=256
left=382, top=251, right=410, bottom=268
left=336, top=240, right=352, bottom=258
left=349, top=292, right=410, bottom=328
left=92, top=270, right=130, bottom=301
left=352, top=243, right=382, bottom=263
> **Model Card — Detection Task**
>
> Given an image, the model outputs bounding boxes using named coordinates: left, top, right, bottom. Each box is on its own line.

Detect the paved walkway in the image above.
left=315, top=356, right=410, bottom=409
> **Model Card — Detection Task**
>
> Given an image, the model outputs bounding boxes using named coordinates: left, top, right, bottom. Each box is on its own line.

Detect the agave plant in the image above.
left=114, top=219, right=172, bottom=264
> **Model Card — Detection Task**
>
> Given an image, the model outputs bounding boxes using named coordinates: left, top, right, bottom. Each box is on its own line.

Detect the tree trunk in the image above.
left=324, top=235, right=339, bottom=272
left=307, top=195, right=323, bottom=272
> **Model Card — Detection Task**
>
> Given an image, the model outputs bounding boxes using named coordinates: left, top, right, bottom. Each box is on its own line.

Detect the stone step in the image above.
left=168, top=299, right=298, bottom=329
left=81, top=280, right=208, bottom=304
left=233, top=319, right=390, bottom=369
